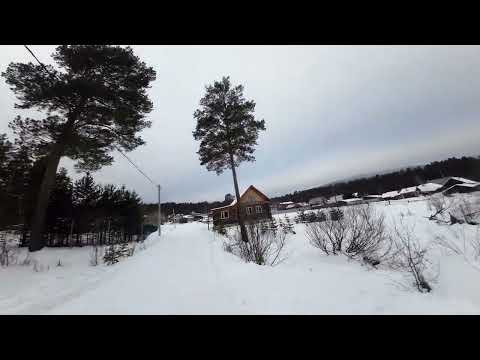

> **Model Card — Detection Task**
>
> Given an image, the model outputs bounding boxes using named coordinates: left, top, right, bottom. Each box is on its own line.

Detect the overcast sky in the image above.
left=1, top=45, right=480, bottom=203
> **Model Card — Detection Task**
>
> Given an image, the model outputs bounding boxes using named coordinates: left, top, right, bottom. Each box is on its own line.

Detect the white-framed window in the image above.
left=220, top=210, right=229, bottom=219
left=246, top=207, right=253, bottom=215
left=256, top=205, right=262, bottom=213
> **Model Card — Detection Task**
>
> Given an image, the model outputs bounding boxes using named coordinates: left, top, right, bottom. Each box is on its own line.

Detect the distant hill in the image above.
left=271, top=155, right=480, bottom=203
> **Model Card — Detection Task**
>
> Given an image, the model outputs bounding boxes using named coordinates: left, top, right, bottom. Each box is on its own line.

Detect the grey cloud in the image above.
left=1, top=45, right=480, bottom=203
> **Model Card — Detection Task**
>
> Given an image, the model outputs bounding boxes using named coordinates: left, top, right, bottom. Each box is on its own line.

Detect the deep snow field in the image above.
left=1, top=194, right=480, bottom=314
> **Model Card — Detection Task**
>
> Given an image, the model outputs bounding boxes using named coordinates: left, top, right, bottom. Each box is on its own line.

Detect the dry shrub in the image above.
left=388, top=221, right=435, bottom=293
left=305, top=205, right=391, bottom=265
left=223, top=219, right=288, bottom=266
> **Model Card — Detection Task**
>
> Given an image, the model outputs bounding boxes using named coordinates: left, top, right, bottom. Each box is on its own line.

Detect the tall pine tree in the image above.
left=2, top=45, right=156, bottom=252
left=193, top=76, right=266, bottom=243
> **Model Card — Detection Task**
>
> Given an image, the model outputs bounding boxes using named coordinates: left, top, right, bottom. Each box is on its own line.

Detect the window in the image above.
left=246, top=207, right=253, bottom=215
left=220, top=210, right=229, bottom=219
left=256, top=205, right=262, bottom=213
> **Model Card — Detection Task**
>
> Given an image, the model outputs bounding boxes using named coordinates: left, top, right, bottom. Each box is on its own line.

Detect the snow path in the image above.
left=2, top=197, right=480, bottom=314
left=48, top=221, right=479, bottom=314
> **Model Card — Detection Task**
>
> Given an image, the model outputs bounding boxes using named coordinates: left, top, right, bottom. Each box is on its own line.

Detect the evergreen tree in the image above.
left=2, top=45, right=156, bottom=252
left=103, top=244, right=119, bottom=265
left=269, top=217, right=278, bottom=236
left=117, top=241, right=130, bottom=257
left=193, top=76, right=266, bottom=243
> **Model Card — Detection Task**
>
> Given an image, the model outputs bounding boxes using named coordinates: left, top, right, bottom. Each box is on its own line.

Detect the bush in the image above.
left=223, top=220, right=288, bottom=266
left=305, top=205, right=391, bottom=264
left=388, top=221, right=435, bottom=293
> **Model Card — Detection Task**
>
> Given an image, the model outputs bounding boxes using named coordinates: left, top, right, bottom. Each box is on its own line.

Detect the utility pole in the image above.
left=157, top=184, right=161, bottom=237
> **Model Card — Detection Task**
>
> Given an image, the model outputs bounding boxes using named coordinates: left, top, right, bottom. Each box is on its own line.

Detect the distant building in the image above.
left=277, top=201, right=295, bottom=210
left=430, top=176, right=478, bottom=189
left=443, top=182, right=480, bottom=195
left=309, top=196, right=327, bottom=207
left=338, top=198, right=364, bottom=206
left=417, top=183, right=443, bottom=194
left=362, top=194, right=382, bottom=202
left=397, top=186, right=420, bottom=199
left=327, top=194, right=344, bottom=205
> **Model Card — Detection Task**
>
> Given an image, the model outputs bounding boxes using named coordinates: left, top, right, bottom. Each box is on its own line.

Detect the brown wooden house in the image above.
left=209, top=185, right=272, bottom=227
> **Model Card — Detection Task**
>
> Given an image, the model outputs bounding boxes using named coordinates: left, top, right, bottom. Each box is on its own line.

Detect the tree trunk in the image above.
left=229, top=153, right=249, bottom=243
left=29, top=117, right=76, bottom=252
left=28, top=144, right=64, bottom=252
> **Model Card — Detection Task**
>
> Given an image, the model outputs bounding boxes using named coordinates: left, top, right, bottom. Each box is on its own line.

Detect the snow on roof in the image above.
left=209, top=204, right=232, bottom=211
left=229, top=187, right=251, bottom=206
left=443, top=183, right=480, bottom=192
left=450, top=177, right=478, bottom=184
left=382, top=190, right=399, bottom=199
left=280, top=201, right=294, bottom=205
left=363, top=194, right=382, bottom=198
left=417, top=183, right=443, bottom=193
left=340, top=198, right=363, bottom=203
left=430, top=176, right=477, bottom=186
left=398, top=186, right=418, bottom=195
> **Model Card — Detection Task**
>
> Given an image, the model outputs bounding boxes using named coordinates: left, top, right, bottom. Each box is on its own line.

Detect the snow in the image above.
left=450, top=177, right=478, bottom=185
left=418, top=182, right=443, bottom=193
left=382, top=190, right=399, bottom=199
left=398, top=186, right=418, bottom=195
left=1, top=194, right=480, bottom=314
left=340, top=198, right=363, bottom=204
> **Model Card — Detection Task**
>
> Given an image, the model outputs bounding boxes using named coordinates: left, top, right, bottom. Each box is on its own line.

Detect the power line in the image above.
left=115, top=147, right=156, bottom=186
left=23, top=44, right=158, bottom=188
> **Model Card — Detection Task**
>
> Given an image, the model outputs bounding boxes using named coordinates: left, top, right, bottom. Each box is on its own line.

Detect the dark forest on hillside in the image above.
left=273, top=156, right=480, bottom=203
left=143, top=156, right=480, bottom=215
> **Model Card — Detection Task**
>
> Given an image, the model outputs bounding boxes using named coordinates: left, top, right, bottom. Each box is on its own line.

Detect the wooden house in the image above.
left=209, top=185, right=272, bottom=227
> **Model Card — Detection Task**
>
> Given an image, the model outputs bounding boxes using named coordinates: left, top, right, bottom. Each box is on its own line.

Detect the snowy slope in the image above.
left=1, top=195, right=480, bottom=314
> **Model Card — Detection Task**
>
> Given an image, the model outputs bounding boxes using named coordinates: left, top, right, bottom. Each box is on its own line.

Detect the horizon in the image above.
left=142, top=154, right=480, bottom=205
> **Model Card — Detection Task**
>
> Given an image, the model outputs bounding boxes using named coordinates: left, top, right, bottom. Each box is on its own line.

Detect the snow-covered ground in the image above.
left=1, top=194, right=480, bottom=314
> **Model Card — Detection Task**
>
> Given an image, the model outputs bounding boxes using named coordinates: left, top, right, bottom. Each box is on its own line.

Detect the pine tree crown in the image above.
left=193, top=76, right=266, bottom=175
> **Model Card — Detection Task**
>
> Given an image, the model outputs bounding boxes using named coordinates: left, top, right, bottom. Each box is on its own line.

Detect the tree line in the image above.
left=140, top=155, right=480, bottom=215
left=273, top=155, right=480, bottom=203
left=1, top=136, right=147, bottom=247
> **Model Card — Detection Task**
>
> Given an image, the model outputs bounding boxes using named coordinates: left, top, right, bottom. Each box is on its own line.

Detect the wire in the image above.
left=23, top=45, right=158, bottom=188
left=115, top=147, right=156, bottom=186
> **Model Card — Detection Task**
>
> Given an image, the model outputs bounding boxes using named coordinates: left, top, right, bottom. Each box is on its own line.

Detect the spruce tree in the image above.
left=103, top=244, right=119, bottom=265
left=2, top=45, right=156, bottom=252
left=117, top=241, right=130, bottom=257
left=193, top=76, right=266, bottom=243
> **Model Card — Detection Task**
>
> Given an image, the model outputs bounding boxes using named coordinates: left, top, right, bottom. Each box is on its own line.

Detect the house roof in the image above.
left=398, top=186, right=418, bottom=195
left=340, top=198, right=363, bottom=203
left=210, top=185, right=270, bottom=211
left=417, top=183, right=443, bottom=193
left=382, top=190, right=399, bottom=199
left=229, top=185, right=270, bottom=206
left=449, top=177, right=478, bottom=184
left=443, top=183, right=480, bottom=193
left=430, top=176, right=477, bottom=186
